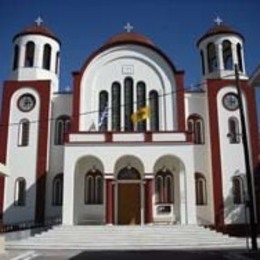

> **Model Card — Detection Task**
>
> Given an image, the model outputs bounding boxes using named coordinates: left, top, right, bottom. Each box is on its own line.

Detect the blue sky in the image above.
left=0, top=0, right=260, bottom=121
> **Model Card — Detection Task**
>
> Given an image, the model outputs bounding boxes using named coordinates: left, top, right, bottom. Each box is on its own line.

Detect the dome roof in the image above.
left=13, top=24, right=60, bottom=44
left=197, top=24, right=244, bottom=46
left=105, top=32, right=155, bottom=47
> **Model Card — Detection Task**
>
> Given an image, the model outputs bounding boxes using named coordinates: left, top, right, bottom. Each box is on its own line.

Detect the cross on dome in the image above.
left=35, top=16, right=43, bottom=26
left=214, top=16, right=223, bottom=26
left=124, top=22, right=134, bottom=33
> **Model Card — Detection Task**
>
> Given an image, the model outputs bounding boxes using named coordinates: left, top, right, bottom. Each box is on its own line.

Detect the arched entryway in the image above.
left=117, top=167, right=141, bottom=225
left=114, top=155, right=144, bottom=225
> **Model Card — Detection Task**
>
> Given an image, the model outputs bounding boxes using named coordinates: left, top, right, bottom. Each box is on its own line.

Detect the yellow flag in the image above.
left=131, top=106, right=151, bottom=123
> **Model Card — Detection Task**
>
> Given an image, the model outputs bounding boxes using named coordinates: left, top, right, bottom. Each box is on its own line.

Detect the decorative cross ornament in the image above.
left=35, top=16, right=43, bottom=26
left=214, top=16, right=223, bottom=26
left=124, top=22, right=134, bottom=33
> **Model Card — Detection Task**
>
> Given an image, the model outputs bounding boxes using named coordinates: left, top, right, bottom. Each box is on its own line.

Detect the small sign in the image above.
left=122, top=65, right=134, bottom=75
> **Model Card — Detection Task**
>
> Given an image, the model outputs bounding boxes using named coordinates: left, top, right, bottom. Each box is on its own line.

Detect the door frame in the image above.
left=115, top=179, right=144, bottom=225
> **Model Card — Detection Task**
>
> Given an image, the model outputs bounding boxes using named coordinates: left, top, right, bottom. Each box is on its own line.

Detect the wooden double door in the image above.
left=117, top=183, right=141, bottom=225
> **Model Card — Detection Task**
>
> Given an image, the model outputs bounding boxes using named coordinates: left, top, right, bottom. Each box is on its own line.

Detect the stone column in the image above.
left=179, top=172, right=187, bottom=224
left=62, top=154, right=75, bottom=225
left=145, top=178, right=153, bottom=224
left=105, top=178, right=114, bottom=225
left=217, top=44, right=224, bottom=72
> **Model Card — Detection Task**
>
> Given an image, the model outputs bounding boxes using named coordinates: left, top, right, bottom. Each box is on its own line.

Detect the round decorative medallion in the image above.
left=222, top=93, right=239, bottom=111
left=17, top=94, right=36, bottom=112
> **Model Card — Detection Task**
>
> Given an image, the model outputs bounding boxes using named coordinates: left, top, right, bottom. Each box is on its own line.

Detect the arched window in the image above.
left=55, top=52, right=60, bottom=74
left=232, top=176, right=244, bottom=204
left=13, top=45, right=20, bottom=70
left=237, top=43, right=243, bottom=72
left=195, top=173, right=207, bottom=205
left=228, top=117, right=240, bottom=144
left=137, top=81, right=146, bottom=131
left=187, top=115, right=204, bottom=144
left=149, top=90, right=159, bottom=131
left=52, top=174, right=63, bottom=206
left=223, top=40, right=233, bottom=70
left=24, top=41, right=35, bottom=67
left=200, top=50, right=205, bottom=75
left=14, top=178, right=26, bottom=206
left=207, top=43, right=217, bottom=73
left=43, top=44, right=51, bottom=70
left=155, top=170, right=174, bottom=204
left=99, top=91, right=108, bottom=131
left=85, top=170, right=103, bottom=204
left=55, top=115, right=71, bottom=145
left=124, top=77, right=134, bottom=131
left=18, top=119, right=30, bottom=146
left=112, top=82, right=121, bottom=131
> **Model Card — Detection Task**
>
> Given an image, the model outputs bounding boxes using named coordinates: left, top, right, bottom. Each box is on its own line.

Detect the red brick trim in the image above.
left=175, top=73, right=185, bottom=131
left=145, top=179, right=153, bottom=223
left=207, top=78, right=259, bottom=228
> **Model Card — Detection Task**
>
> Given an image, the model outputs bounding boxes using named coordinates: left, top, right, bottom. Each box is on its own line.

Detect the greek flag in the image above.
left=98, top=106, right=108, bottom=128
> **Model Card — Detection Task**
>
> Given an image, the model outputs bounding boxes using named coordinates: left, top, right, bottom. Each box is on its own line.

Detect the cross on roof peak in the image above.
left=214, top=16, right=223, bottom=26
left=124, top=22, right=134, bottom=33
left=35, top=16, right=43, bottom=26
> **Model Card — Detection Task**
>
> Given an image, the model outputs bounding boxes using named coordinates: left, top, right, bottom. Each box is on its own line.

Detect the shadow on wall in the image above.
left=0, top=175, right=62, bottom=233
left=223, top=187, right=248, bottom=224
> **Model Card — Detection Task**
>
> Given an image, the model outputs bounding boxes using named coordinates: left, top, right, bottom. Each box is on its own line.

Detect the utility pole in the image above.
left=234, top=64, right=258, bottom=250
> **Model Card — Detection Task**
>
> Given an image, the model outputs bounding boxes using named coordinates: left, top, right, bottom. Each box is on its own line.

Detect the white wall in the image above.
left=79, top=45, right=177, bottom=131
left=4, top=88, right=40, bottom=224
left=45, top=93, right=72, bottom=219
left=62, top=141, right=197, bottom=225
left=185, top=92, right=215, bottom=224
left=217, top=86, right=248, bottom=224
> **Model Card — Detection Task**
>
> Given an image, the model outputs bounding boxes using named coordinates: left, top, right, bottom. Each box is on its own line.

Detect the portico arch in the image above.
left=74, top=155, right=105, bottom=225
left=153, top=155, right=186, bottom=224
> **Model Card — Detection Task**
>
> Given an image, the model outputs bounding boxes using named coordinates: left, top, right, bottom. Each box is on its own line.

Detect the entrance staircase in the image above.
left=5, top=225, right=248, bottom=250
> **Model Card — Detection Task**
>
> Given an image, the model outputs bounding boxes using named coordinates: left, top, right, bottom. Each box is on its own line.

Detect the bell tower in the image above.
left=197, top=17, right=247, bottom=81
left=10, top=17, right=61, bottom=92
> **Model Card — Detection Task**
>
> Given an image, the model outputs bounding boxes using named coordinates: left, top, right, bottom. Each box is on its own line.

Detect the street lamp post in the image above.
left=234, top=64, right=258, bottom=250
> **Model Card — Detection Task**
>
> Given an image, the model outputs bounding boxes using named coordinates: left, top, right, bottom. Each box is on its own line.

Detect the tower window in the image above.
left=207, top=43, right=217, bottom=73
left=228, top=117, right=240, bottom=144
left=55, top=115, right=71, bottom=145
left=111, top=82, right=121, bottom=131
left=43, top=44, right=51, bottom=70
left=24, top=41, right=35, bottom=67
left=187, top=114, right=204, bottom=144
left=149, top=90, right=159, bottom=131
left=200, top=50, right=205, bottom=75
left=14, top=178, right=26, bottom=206
left=195, top=173, right=207, bottom=205
left=52, top=174, right=63, bottom=206
left=223, top=40, right=233, bottom=70
left=18, top=119, right=30, bottom=146
left=85, top=170, right=103, bottom=204
left=237, top=43, right=243, bottom=72
left=232, top=176, right=244, bottom=204
left=13, top=45, right=20, bottom=70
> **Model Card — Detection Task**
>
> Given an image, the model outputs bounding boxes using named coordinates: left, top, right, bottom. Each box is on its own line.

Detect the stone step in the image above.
left=5, top=225, right=247, bottom=250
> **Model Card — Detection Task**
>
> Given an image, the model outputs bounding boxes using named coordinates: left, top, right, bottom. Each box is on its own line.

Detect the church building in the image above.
left=0, top=18, right=259, bottom=232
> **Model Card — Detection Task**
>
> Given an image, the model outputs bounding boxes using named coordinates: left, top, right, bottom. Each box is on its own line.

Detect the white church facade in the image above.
left=0, top=19, right=259, bottom=233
